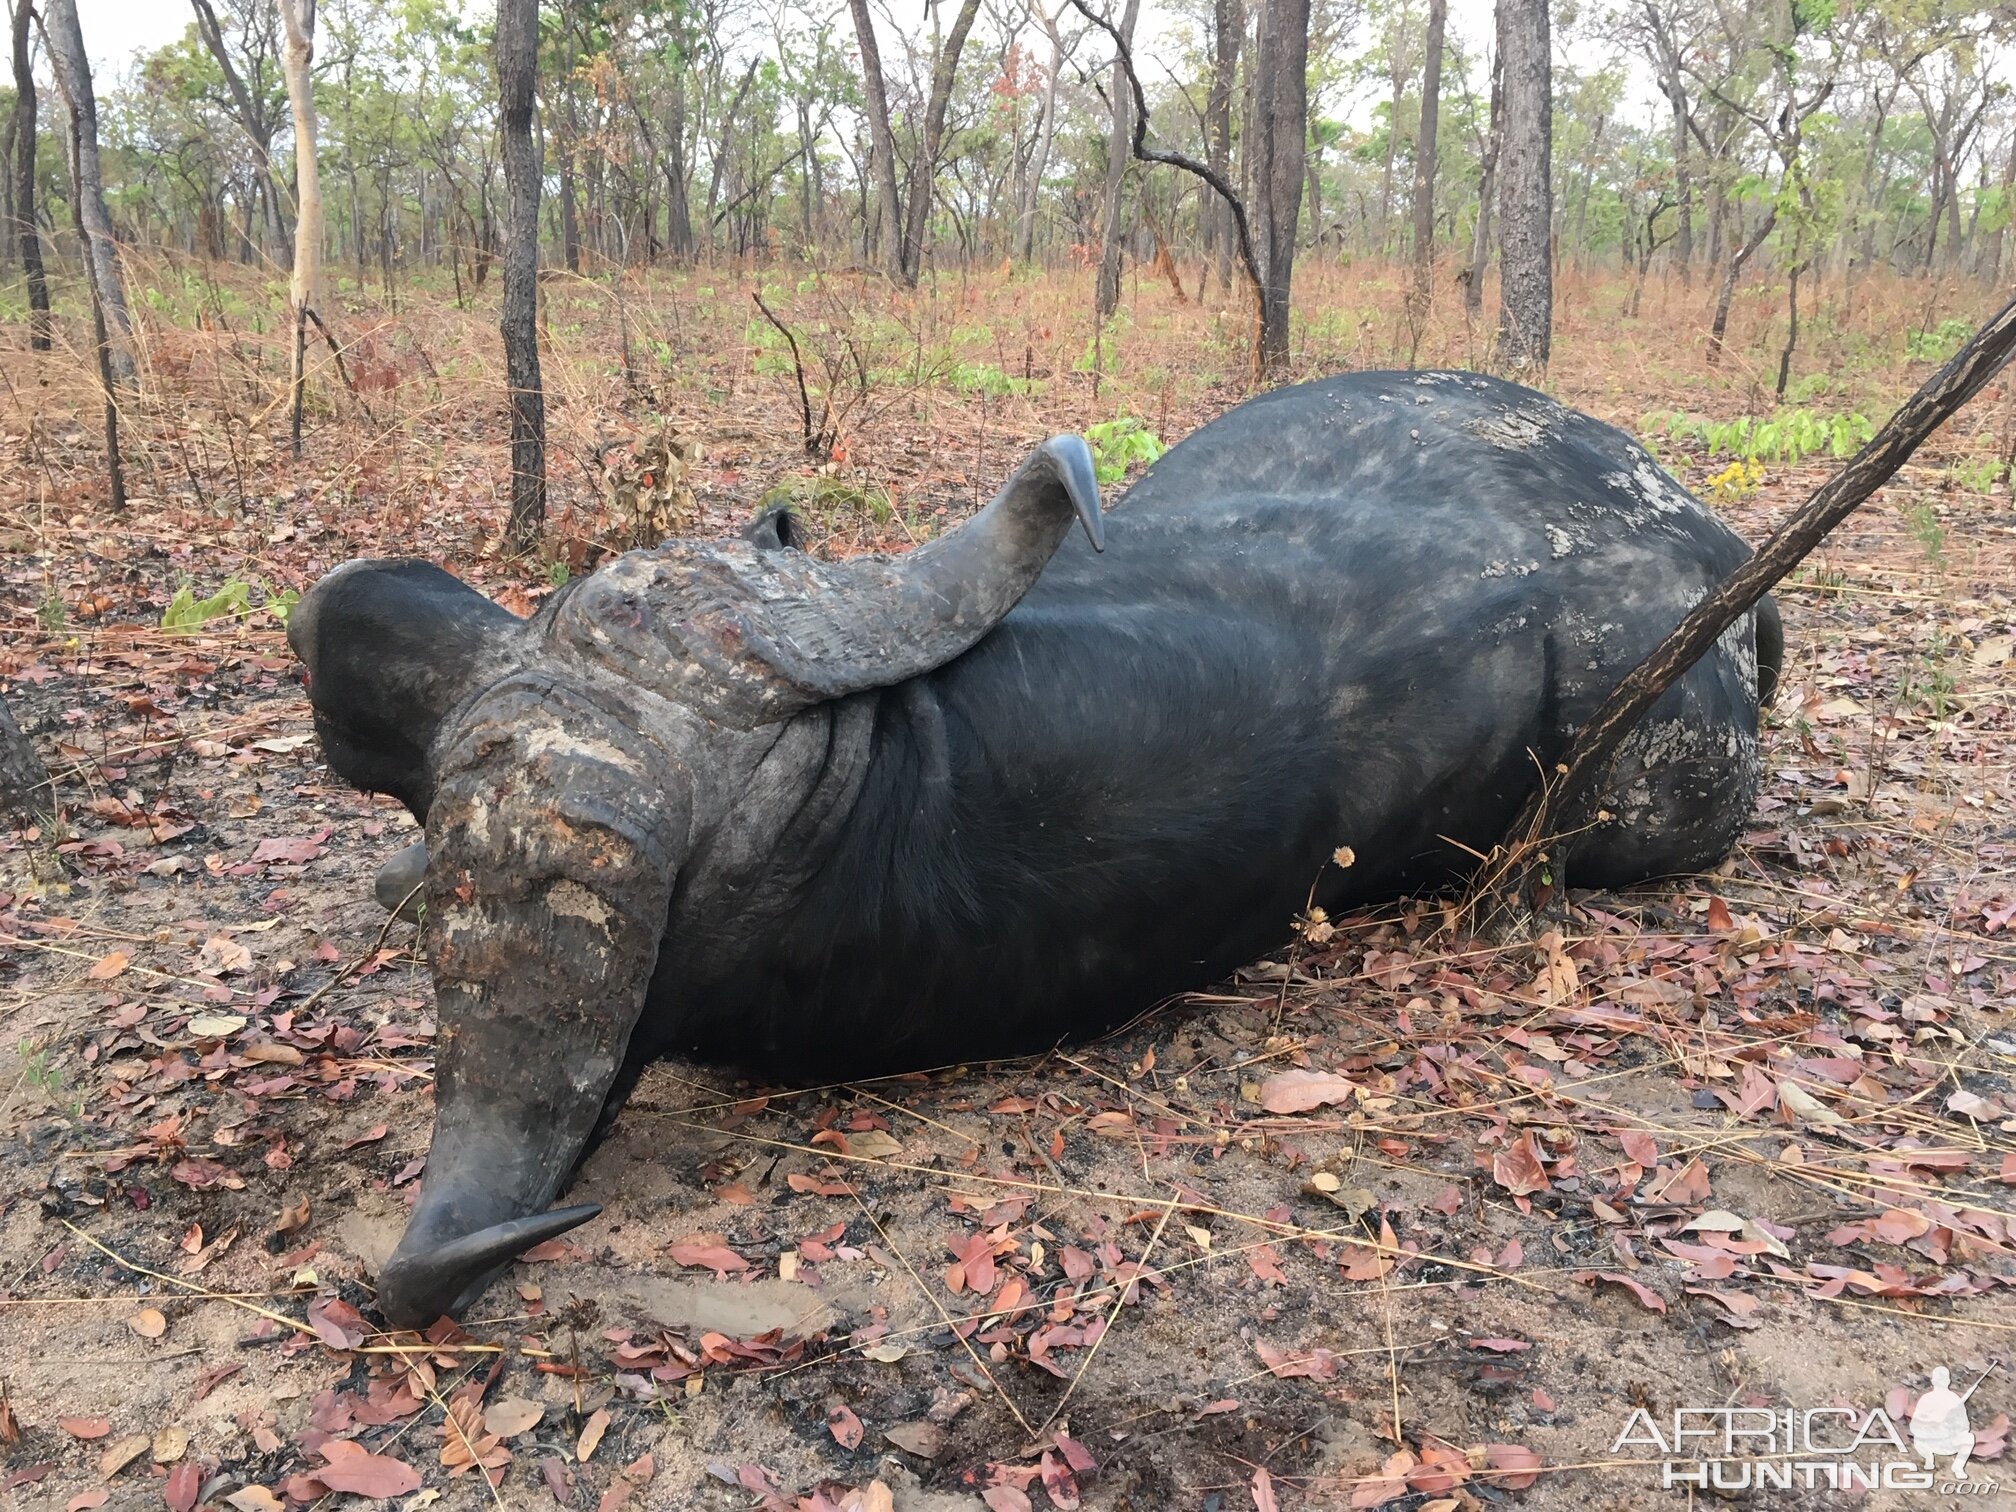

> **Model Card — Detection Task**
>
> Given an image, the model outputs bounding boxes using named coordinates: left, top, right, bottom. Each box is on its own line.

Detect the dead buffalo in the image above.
left=288, top=370, right=1782, bottom=1326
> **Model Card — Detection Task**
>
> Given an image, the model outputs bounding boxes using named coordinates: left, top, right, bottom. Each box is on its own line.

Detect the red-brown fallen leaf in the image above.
left=1470, top=1337, right=1532, bottom=1352
left=1617, top=1129, right=1658, bottom=1166
left=3, top=1465, right=53, bottom=1491
left=66, top=1492, right=109, bottom=1510
left=1492, top=1131, right=1551, bottom=1196
left=577, top=1406, right=611, bottom=1462
left=163, top=1461, right=204, bottom=1512
left=60, top=1416, right=112, bottom=1439
left=340, top=1124, right=389, bottom=1150
left=1576, top=1270, right=1667, bottom=1313
left=190, top=1362, right=243, bottom=1402
left=1247, top=1244, right=1288, bottom=1285
left=982, top=1487, right=1032, bottom=1512
left=251, top=832, right=329, bottom=865
left=314, top=1441, right=422, bottom=1497
left=540, top=1458, right=572, bottom=1501
left=1705, top=895, right=1734, bottom=931
left=828, top=1403, right=864, bottom=1450
left=2000, top=1152, right=2016, bottom=1184
left=307, top=1295, right=369, bottom=1349
left=667, top=1238, right=751, bottom=1277
left=87, top=951, right=129, bottom=980
left=1348, top=1450, right=1414, bottom=1507
left=1429, top=1185, right=1463, bottom=1216
left=1053, top=1434, right=1097, bottom=1475
left=787, top=1171, right=856, bottom=1197
left=1251, top=1466, right=1279, bottom=1512
left=1253, top=1340, right=1339, bottom=1379
left=1482, top=1443, right=1543, bottom=1489
left=1257, top=1068, right=1357, bottom=1114
left=1040, top=1450, right=1081, bottom=1510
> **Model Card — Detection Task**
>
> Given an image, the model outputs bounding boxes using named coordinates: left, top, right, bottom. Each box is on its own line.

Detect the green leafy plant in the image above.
left=1902, top=502, right=1945, bottom=567
left=1906, top=319, right=1971, bottom=362
left=1641, top=408, right=1873, bottom=466
left=161, top=578, right=298, bottom=634
left=1083, top=417, right=1166, bottom=486
left=1948, top=456, right=2001, bottom=495
left=36, top=590, right=65, bottom=634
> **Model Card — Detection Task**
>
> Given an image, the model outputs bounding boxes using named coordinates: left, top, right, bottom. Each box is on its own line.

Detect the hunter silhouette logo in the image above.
left=1910, top=1363, right=1996, bottom=1480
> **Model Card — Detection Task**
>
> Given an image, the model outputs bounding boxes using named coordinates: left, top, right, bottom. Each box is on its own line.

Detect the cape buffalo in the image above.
left=288, top=370, right=1782, bottom=1327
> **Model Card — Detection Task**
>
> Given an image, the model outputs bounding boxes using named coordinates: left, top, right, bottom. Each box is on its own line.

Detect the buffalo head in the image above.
left=293, top=437, right=1102, bottom=1327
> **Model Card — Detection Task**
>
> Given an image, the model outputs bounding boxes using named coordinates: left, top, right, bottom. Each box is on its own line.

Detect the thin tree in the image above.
left=1092, top=0, right=1141, bottom=320
left=1406, top=0, right=1446, bottom=364
left=845, top=0, right=902, bottom=271
left=1066, top=0, right=1264, bottom=371
left=9, top=0, right=50, bottom=351
left=1252, top=0, right=1310, bottom=377
left=1202, top=0, right=1240, bottom=291
left=1462, top=46, right=1501, bottom=322
left=1494, top=0, right=1550, bottom=375
left=900, top=0, right=984, bottom=285
left=188, top=0, right=289, bottom=258
left=277, top=0, right=324, bottom=458
left=40, top=0, right=133, bottom=385
left=497, top=0, right=546, bottom=544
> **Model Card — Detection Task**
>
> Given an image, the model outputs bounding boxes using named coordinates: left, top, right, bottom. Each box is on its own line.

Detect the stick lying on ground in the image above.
left=1487, top=291, right=2016, bottom=919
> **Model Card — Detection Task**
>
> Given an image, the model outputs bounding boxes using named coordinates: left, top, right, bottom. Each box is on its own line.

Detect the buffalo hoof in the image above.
left=374, top=840, right=428, bottom=921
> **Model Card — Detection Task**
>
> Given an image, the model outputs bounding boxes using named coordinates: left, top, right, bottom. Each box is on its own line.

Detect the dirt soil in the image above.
left=2, top=264, right=2014, bottom=1511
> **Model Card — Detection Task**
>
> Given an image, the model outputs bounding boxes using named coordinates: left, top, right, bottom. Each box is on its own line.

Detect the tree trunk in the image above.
left=41, top=0, right=133, bottom=384
left=1252, top=0, right=1309, bottom=378
left=1093, top=0, right=1141, bottom=320
left=664, top=67, right=693, bottom=259
left=1016, top=13, right=1064, bottom=262
left=497, top=0, right=545, bottom=544
left=1465, top=52, right=1501, bottom=319
left=0, top=691, right=54, bottom=829
left=1406, top=0, right=1445, bottom=362
left=1378, top=9, right=1412, bottom=250
left=11, top=0, right=50, bottom=351
left=900, top=0, right=984, bottom=286
left=1775, top=259, right=1803, bottom=400
left=1205, top=0, right=1240, bottom=290
left=1494, top=0, right=1550, bottom=376
left=1708, top=206, right=1774, bottom=366
left=559, top=107, right=581, bottom=274
left=277, top=0, right=323, bottom=460
left=847, top=0, right=903, bottom=273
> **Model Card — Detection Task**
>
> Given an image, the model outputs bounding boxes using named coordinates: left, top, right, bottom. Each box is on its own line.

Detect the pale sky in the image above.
left=66, top=0, right=1637, bottom=134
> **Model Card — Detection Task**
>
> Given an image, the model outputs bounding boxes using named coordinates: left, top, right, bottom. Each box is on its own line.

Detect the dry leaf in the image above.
left=86, top=951, right=129, bottom=980
left=225, top=1489, right=286, bottom=1512
left=482, top=1397, right=543, bottom=1439
left=827, top=1403, right=864, bottom=1450
left=58, top=1416, right=111, bottom=1440
left=577, top=1405, right=611, bottom=1463
left=127, top=1307, right=167, bottom=1339
left=98, top=1434, right=149, bottom=1478
left=315, top=1440, right=423, bottom=1497
left=1256, top=1068, right=1357, bottom=1114
left=151, top=1425, right=188, bottom=1463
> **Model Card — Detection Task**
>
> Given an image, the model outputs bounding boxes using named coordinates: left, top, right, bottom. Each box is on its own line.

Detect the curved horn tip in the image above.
left=375, top=1203, right=603, bottom=1329
left=1042, top=435, right=1105, bottom=553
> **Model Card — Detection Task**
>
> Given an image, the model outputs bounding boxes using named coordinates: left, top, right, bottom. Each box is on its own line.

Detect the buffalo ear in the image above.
left=742, top=503, right=805, bottom=553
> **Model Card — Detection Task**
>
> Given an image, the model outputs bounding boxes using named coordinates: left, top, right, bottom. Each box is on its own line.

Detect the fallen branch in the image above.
left=1486, top=289, right=2016, bottom=921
